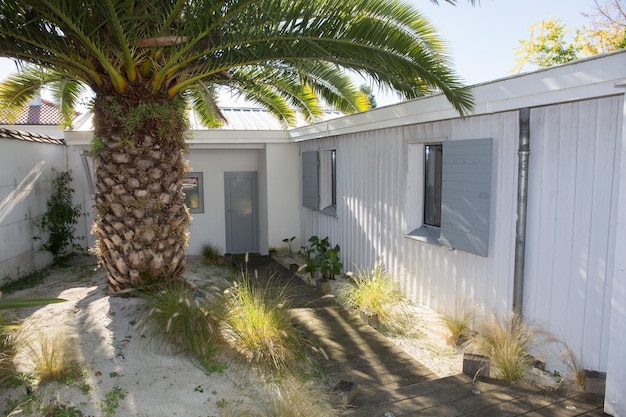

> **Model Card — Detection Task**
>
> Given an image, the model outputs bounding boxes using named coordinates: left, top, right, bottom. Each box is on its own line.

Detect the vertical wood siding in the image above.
left=300, top=95, right=621, bottom=372
left=301, top=111, right=519, bottom=314
left=524, top=96, right=621, bottom=372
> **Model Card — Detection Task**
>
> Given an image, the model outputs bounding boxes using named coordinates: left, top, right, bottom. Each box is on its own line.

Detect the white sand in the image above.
left=1, top=255, right=462, bottom=417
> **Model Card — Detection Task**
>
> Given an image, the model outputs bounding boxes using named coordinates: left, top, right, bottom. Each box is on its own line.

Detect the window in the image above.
left=424, top=144, right=443, bottom=227
left=407, top=138, right=493, bottom=257
left=182, top=172, right=204, bottom=213
left=302, top=149, right=337, bottom=215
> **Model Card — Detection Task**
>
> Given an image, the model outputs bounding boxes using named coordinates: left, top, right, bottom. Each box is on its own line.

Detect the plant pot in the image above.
left=316, top=278, right=330, bottom=294
left=289, top=263, right=299, bottom=273
left=360, top=309, right=379, bottom=328
left=462, top=353, right=490, bottom=379
left=223, top=253, right=233, bottom=266
left=583, top=369, right=606, bottom=396
left=269, top=249, right=277, bottom=256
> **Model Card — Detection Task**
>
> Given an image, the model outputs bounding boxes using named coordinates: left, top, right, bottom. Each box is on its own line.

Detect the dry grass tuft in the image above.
left=218, top=377, right=337, bottom=417
left=0, top=314, right=18, bottom=384
left=440, top=299, right=478, bottom=346
left=465, top=312, right=550, bottom=381
left=560, top=345, right=586, bottom=391
left=25, top=330, right=82, bottom=384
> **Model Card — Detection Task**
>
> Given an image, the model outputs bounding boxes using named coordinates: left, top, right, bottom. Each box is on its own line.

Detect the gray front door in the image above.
left=224, top=171, right=258, bottom=254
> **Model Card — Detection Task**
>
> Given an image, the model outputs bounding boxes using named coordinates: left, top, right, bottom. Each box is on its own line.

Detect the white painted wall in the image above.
left=524, top=96, right=622, bottom=373
left=299, top=112, right=519, bottom=316
left=185, top=148, right=260, bottom=255
left=264, top=143, right=301, bottom=252
left=605, top=85, right=626, bottom=417
left=0, top=139, right=66, bottom=280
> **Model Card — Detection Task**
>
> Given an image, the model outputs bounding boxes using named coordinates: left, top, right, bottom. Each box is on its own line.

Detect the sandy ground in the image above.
left=1, top=255, right=462, bottom=417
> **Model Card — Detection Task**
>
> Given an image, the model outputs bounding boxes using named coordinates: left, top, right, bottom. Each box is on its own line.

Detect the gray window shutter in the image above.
left=440, top=138, right=493, bottom=257
left=302, top=151, right=319, bottom=210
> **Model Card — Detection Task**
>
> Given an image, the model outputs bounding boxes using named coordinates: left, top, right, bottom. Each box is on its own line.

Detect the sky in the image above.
left=0, top=0, right=594, bottom=107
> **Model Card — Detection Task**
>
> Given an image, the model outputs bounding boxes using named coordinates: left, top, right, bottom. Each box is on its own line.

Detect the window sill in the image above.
left=405, top=225, right=442, bottom=246
left=320, top=205, right=337, bottom=217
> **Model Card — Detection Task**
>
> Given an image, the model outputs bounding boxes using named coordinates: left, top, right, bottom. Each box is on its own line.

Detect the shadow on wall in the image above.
left=0, top=160, right=46, bottom=223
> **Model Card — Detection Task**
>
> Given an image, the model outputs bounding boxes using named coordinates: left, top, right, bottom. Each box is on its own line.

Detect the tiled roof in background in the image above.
left=0, top=127, right=65, bottom=145
left=0, top=97, right=81, bottom=126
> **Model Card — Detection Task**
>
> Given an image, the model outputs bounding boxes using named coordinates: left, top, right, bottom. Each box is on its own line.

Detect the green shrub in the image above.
left=337, top=263, right=404, bottom=324
left=33, top=169, right=84, bottom=264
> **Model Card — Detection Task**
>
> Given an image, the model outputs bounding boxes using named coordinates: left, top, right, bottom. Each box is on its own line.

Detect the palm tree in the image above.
left=0, top=0, right=474, bottom=293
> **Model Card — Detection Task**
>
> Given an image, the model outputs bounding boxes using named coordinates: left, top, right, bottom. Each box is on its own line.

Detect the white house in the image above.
left=2, top=50, right=625, bottom=416
left=290, top=50, right=626, bottom=417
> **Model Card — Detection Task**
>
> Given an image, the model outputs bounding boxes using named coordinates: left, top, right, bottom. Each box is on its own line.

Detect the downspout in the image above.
left=513, top=108, right=531, bottom=316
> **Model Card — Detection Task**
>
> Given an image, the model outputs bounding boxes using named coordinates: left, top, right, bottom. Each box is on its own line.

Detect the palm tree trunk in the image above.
left=91, top=91, right=190, bottom=293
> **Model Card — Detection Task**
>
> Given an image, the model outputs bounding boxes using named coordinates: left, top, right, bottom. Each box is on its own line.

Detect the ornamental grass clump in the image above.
left=466, top=312, right=550, bottom=381
left=219, top=273, right=312, bottom=376
left=440, top=299, right=478, bottom=346
left=337, top=263, right=405, bottom=325
left=201, top=242, right=222, bottom=265
left=140, top=282, right=222, bottom=371
left=0, top=314, right=17, bottom=384
left=25, top=330, right=82, bottom=384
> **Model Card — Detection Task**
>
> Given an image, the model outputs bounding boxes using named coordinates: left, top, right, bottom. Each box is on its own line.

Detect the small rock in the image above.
left=330, top=380, right=357, bottom=407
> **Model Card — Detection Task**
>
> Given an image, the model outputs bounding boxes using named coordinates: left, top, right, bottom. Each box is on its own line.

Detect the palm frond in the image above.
left=1, top=0, right=474, bottom=123
left=185, top=83, right=225, bottom=128
left=49, top=79, right=87, bottom=129
left=0, top=67, right=45, bottom=123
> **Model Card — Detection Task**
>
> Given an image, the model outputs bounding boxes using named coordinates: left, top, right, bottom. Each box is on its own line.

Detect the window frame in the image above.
left=302, top=149, right=338, bottom=216
left=182, top=172, right=204, bottom=214
left=406, top=138, right=493, bottom=257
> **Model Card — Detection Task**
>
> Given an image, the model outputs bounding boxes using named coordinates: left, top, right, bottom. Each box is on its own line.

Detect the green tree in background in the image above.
left=0, top=0, right=474, bottom=293
left=512, top=0, right=626, bottom=73
left=360, top=85, right=378, bottom=109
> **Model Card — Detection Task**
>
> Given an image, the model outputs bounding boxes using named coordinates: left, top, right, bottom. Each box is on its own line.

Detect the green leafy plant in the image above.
left=140, top=282, right=223, bottom=371
left=33, top=169, right=85, bottom=264
left=219, top=273, right=313, bottom=376
left=101, top=386, right=125, bottom=417
left=302, top=236, right=342, bottom=280
left=90, top=135, right=105, bottom=156
left=0, top=269, right=49, bottom=294
left=337, top=263, right=404, bottom=325
left=282, top=236, right=296, bottom=254
left=48, top=403, right=85, bottom=417
left=465, top=312, right=551, bottom=381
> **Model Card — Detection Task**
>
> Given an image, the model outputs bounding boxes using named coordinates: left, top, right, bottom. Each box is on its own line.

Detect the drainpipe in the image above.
left=513, top=108, right=530, bottom=316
